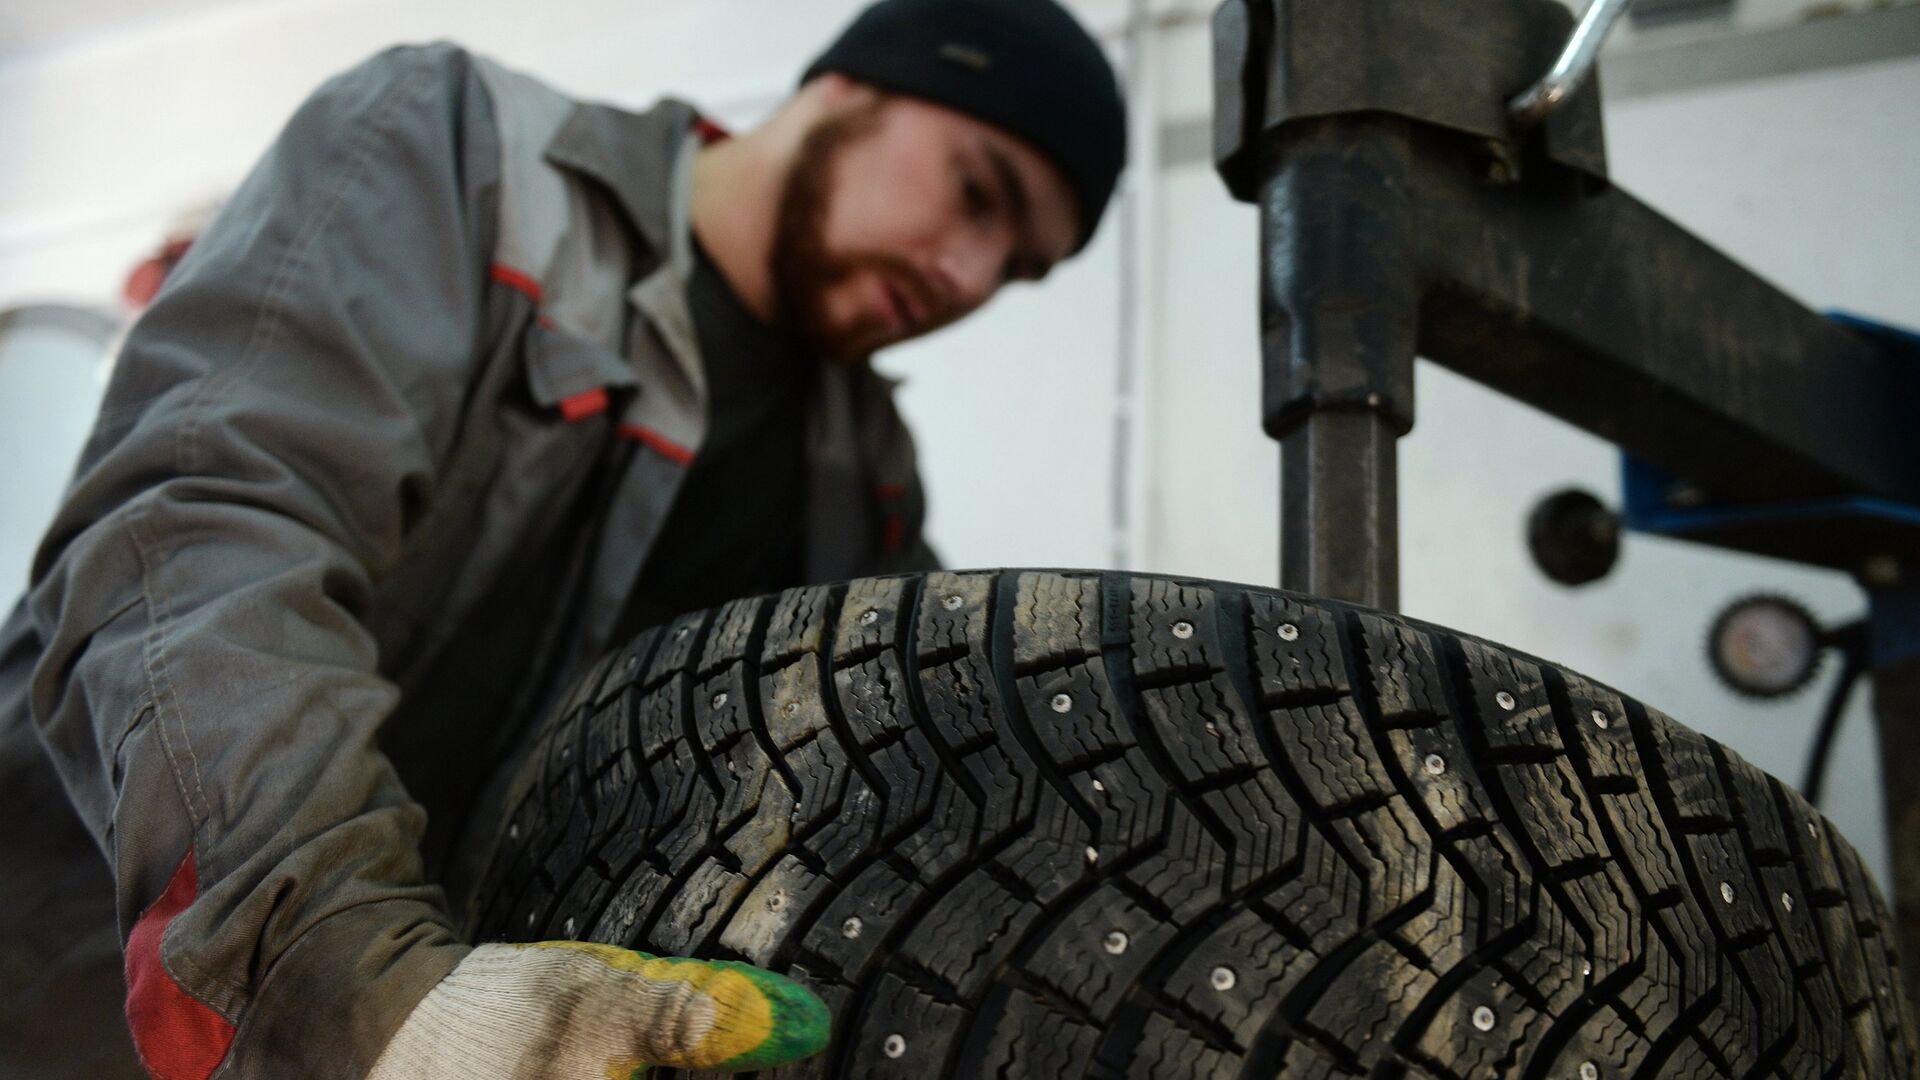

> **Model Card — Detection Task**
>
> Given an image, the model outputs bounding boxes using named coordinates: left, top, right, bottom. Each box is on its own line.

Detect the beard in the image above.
left=769, top=101, right=926, bottom=367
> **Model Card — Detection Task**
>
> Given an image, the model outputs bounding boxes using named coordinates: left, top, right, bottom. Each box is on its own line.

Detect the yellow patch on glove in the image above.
left=367, top=941, right=830, bottom=1079
left=528, top=941, right=776, bottom=1068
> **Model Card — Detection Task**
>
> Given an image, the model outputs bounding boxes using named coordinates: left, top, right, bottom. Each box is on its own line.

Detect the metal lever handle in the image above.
left=1509, top=0, right=1632, bottom=127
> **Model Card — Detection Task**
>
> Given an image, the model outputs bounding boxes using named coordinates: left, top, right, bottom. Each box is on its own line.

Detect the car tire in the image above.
left=466, top=570, right=1917, bottom=1078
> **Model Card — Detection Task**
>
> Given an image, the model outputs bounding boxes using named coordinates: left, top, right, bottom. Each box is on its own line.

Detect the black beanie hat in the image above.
left=803, top=0, right=1127, bottom=251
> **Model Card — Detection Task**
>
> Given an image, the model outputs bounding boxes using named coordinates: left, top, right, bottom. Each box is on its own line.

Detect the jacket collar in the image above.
left=542, top=97, right=699, bottom=260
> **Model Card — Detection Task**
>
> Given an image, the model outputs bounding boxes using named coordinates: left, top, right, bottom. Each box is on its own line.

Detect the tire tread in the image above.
left=468, top=571, right=1915, bottom=1078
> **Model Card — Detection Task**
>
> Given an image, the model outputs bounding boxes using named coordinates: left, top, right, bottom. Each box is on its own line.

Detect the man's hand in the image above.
left=367, top=941, right=831, bottom=1078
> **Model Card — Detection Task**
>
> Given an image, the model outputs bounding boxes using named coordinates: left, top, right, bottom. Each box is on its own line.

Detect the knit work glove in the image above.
left=367, top=941, right=831, bottom=1078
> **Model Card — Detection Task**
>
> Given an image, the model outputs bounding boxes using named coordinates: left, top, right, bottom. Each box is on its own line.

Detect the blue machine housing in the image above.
left=1620, top=312, right=1920, bottom=576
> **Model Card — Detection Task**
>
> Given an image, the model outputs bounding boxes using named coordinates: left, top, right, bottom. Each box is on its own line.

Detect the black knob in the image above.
left=1527, top=488, right=1620, bottom=587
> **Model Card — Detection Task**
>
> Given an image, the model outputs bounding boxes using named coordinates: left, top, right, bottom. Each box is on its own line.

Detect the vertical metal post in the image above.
left=1868, top=585, right=1920, bottom=1006
left=1256, top=121, right=1418, bottom=609
left=1280, top=415, right=1400, bottom=610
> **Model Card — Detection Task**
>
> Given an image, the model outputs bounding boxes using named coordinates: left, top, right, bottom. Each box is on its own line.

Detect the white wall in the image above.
left=2, top=0, right=1914, bottom=890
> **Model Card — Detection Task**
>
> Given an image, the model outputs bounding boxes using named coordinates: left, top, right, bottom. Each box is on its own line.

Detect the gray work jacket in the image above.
left=0, top=42, right=932, bottom=1079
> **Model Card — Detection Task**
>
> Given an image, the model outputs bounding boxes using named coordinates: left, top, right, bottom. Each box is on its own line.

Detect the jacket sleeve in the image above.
left=24, top=43, right=501, bottom=1078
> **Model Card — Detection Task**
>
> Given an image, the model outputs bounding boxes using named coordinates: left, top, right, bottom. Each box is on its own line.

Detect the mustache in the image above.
left=865, top=258, right=948, bottom=330
left=805, top=250, right=951, bottom=334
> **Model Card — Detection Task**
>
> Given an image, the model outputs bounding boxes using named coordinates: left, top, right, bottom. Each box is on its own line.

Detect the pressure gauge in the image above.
left=1707, top=595, right=1822, bottom=699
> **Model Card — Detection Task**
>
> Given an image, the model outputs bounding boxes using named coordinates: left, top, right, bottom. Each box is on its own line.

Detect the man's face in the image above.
left=771, top=88, right=1082, bottom=365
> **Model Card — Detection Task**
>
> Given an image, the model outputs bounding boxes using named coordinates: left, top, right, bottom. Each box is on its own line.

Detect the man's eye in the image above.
left=962, top=175, right=993, bottom=217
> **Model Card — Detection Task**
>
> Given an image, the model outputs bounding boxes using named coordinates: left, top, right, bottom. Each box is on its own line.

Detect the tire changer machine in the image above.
left=1207, top=0, right=1920, bottom=998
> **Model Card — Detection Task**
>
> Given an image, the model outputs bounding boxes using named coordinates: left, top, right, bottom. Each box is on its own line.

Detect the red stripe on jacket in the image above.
left=125, top=850, right=235, bottom=1080
left=618, top=424, right=695, bottom=465
left=489, top=264, right=543, bottom=303
left=558, top=387, right=610, bottom=422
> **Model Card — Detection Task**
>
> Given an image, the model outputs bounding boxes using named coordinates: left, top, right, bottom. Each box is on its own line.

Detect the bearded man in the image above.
left=0, top=0, right=1126, bottom=1076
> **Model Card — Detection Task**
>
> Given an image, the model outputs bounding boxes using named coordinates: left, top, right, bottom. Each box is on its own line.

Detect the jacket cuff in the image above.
left=220, top=901, right=469, bottom=1078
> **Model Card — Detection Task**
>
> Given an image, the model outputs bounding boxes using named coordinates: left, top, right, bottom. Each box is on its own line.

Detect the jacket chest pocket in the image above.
left=367, top=322, right=636, bottom=683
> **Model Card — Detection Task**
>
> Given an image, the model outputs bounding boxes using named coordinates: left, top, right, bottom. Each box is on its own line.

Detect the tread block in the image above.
left=1498, top=889, right=1587, bottom=1018
left=1198, top=768, right=1303, bottom=891
left=1257, top=824, right=1364, bottom=953
left=1387, top=724, right=1501, bottom=832
left=1684, top=830, right=1772, bottom=941
left=1391, top=857, right=1474, bottom=971
left=1022, top=884, right=1179, bottom=1015
left=1082, top=745, right=1173, bottom=856
left=893, top=768, right=981, bottom=881
left=1540, top=1004, right=1656, bottom=1080
left=993, top=787, right=1094, bottom=903
left=719, top=854, right=827, bottom=966
left=721, top=766, right=797, bottom=877
left=1011, top=572, right=1103, bottom=672
left=1411, top=969, right=1543, bottom=1079
left=581, top=699, right=639, bottom=810
left=802, top=858, right=923, bottom=982
left=916, top=572, right=995, bottom=663
left=1495, top=758, right=1612, bottom=868
left=644, top=608, right=708, bottom=687
left=1141, top=678, right=1267, bottom=785
left=760, top=655, right=829, bottom=752
left=1270, top=697, right=1394, bottom=811
left=1325, top=796, right=1432, bottom=924
left=1129, top=578, right=1219, bottom=679
left=1356, top=612, right=1446, bottom=724
left=1648, top=711, right=1734, bottom=826
left=1126, top=1013, right=1238, bottom=1080
left=763, top=584, right=833, bottom=665
left=694, top=663, right=754, bottom=748
left=697, top=595, right=760, bottom=676
left=1017, top=657, right=1134, bottom=769
left=1302, top=939, right=1438, bottom=1068
left=1164, top=905, right=1306, bottom=1045
left=914, top=651, right=1000, bottom=750
left=799, top=767, right=876, bottom=877
left=844, top=973, right=969, bottom=1077
left=648, top=856, right=747, bottom=956
left=836, top=576, right=909, bottom=659
left=1457, top=638, right=1561, bottom=752
left=1598, top=789, right=1687, bottom=900
left=1557, top=670, right=1639, bottom=781
left=1445, top=830, right=1531, bottom=947
left=970, top=988, right=1101, bottom=1077
left=896, top=869, right=1041, bottom=998
left=585, top=639, right=637, bottom=711
left=1762, top=861, right=1826, bottom=972
left=834, top=653, right=914, bottom=748
left=1247, top=593, right=1351, bottom=703
left=1123, top=801, right=1231, bottom=923
left=1556, top=863, right=1645, bottom=987
left=864, top=738, right=941, bottom=844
